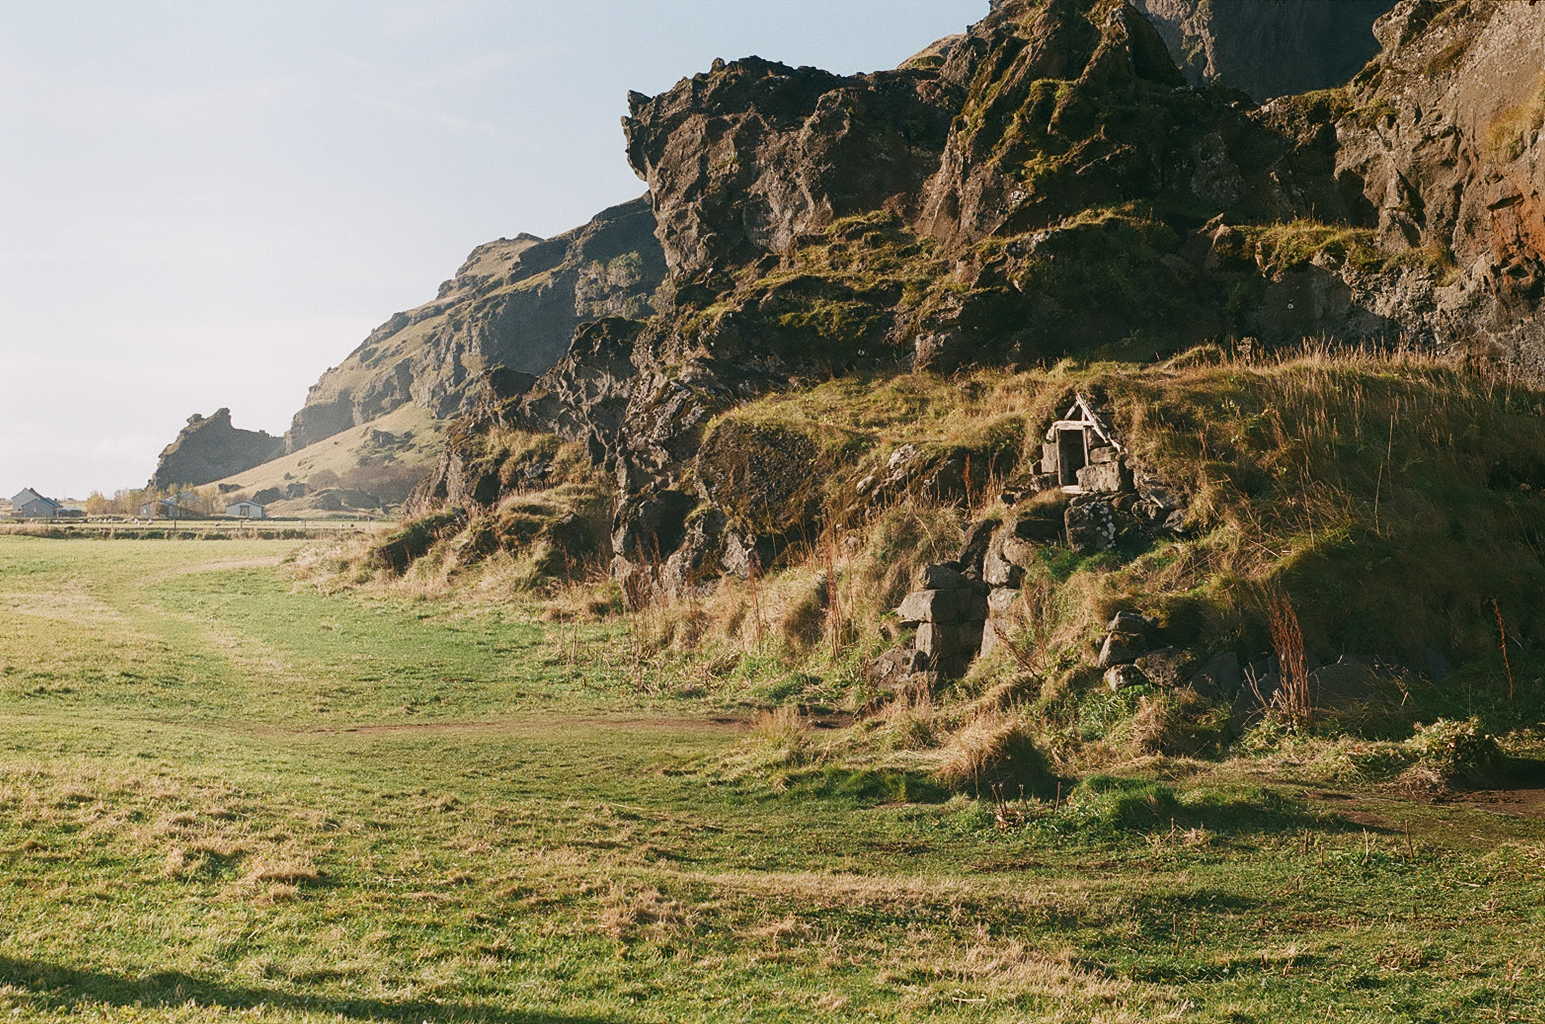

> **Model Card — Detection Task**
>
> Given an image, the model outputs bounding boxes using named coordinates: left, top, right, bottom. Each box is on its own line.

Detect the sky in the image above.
left=0, top=0, right=987, bottom=499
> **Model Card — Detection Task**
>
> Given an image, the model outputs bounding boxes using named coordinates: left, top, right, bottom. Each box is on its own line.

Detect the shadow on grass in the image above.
left=0, top=956, right=613, bottom=1023
left=787, top=766, right=949, bottom=803
left=1064, top=775, right=1357, bottom=840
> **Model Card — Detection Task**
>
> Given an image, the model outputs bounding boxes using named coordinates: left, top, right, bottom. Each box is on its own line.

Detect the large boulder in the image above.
left=1065, top=496, right=1117, bottom=554
left=612, top=489, right=697, bottom=563
left=1190, top=651, right=1242, bottom=700
left=1133, top=646, right=1196, bottom=688
left=693, top=419, right=824, bottom=540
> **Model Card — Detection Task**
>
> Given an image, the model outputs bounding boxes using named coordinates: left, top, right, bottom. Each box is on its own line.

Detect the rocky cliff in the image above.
left=411, top=0, right=1545, bottom=606
left=283, top=194, right=666, bottom=453
left=1132, top=0, right=1398, bottom=100
left=1331, top=0, right=1545, bottom=365
left=148, top=408, right=284, bottom=490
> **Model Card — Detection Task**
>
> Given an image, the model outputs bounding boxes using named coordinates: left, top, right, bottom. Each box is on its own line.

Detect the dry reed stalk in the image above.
left=823, top=526, right=842, bottom=662
left=1265, top=589, right=1312, bottom=729
left=746, top=549, right=765, bottom=650
left=1492, top=597, right=1515, bottom=701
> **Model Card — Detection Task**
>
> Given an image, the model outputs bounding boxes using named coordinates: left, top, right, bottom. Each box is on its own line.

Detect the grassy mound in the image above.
left=618, top=344, right=1545, bottom=781
left=320, top=344, right=1545, bottom=785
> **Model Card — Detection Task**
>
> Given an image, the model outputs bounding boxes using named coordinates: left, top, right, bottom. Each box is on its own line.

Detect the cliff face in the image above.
left=1132, top=0, right=1398, bottom=100
left=148, top=408, right=283, bottom=490
left=284, top=195, right=666, bottom=453
left=408, top=0, right=1545, bottom=601
left=1330, top=0, right=1545, bottom=364
left=623, top=56, right=960, bottom=281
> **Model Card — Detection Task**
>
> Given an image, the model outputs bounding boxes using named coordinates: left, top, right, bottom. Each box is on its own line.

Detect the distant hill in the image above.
left=207, top=402, right=442, bottom=515
left=153, top=194, right=667, bottom=508
left=283, top=194, right=666, bottom=454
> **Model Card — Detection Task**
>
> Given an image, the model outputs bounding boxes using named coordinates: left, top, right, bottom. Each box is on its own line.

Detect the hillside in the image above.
left=171, top=0, right=1545, bottom=745
left=313, top=0, right=1545, bottom=770
left=148, top=195, right=666, bottom=509
left=207, top=402, right=443, bottom=516
left=284, top=195, right=666, bottom=454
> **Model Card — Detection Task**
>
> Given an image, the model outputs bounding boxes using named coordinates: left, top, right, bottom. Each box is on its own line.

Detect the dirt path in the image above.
left=1457, top=787, right=1545, bottom=818
left=248, top=714, right=755, bottom=738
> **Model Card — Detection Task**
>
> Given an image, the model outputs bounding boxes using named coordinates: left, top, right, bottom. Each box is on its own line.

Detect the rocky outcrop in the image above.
left=406, top=0, right=1545, bottom=613
left=148, top=409, right=283, bottom=489
left=913, top=0, right=1185, bottom=246
left=1132, top=0, right=1397, bottom=100
left=1327, top=0, right=1545, bottom=365
left=284, top=195, right=666, bottom=452
left=623, top=56, right=960, bottom=279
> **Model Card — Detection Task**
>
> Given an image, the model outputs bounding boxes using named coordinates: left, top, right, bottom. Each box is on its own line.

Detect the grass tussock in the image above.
left=933, top=712, right=1055, bottom=794
left=290, top=456, right=613, bottom=604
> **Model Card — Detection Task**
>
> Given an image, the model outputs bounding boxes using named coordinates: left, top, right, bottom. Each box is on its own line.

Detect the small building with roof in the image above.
left=225, top=500, right=266, bottom=519
left=11, top=487, right=63, bottom=519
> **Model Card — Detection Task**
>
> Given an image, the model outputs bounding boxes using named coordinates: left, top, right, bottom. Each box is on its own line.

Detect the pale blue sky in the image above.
left=0, top=0, right=986, bottom=497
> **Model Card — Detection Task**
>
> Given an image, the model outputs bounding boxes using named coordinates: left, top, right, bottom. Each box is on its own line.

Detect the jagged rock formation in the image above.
left=1132, top=0, right=1398, bottom=100
left=284, top=195, right=666, bottom=453
left=148, top=409, right=283, bottom=489
left=623, top=55, right=960, bottom=280
left=1331, top=0, right=1545, bottom=365
left=417, top=0, right=1545, bottom=619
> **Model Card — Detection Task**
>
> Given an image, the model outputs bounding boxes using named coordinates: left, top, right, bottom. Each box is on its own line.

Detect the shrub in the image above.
left=1403, top=717, right=1502, bottom=785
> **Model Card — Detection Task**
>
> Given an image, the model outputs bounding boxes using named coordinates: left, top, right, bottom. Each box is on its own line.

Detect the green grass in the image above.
left=0, top=536, right=1543, bottom=1021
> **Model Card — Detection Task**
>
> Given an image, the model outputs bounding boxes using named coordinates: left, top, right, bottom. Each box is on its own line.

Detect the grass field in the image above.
left=0, top=535, right=1542, bottom=1022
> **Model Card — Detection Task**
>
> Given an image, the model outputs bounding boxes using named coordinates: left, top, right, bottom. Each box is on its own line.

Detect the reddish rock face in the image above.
left=1331, top=0, right=1545, bottom=355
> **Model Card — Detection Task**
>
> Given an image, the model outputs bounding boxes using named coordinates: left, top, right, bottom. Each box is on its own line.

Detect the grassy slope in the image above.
left=0, top=535, right=1542, bottom=1022
left=610, top=348, right=1545, bottom=718
left=209, top=403, right=444, bottom=512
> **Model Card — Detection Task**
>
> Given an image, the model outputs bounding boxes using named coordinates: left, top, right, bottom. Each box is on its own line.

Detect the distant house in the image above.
left=11, top=487, right=63, bottom=519
left=138, top=498, right=185, bottom=519
left=225, top=500, right=266, bottom=519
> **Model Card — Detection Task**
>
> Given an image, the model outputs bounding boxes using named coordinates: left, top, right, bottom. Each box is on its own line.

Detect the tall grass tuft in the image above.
left=1265, top=590, right=1311, bottom=729
left=934, top=712, right=1054, bottom=794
